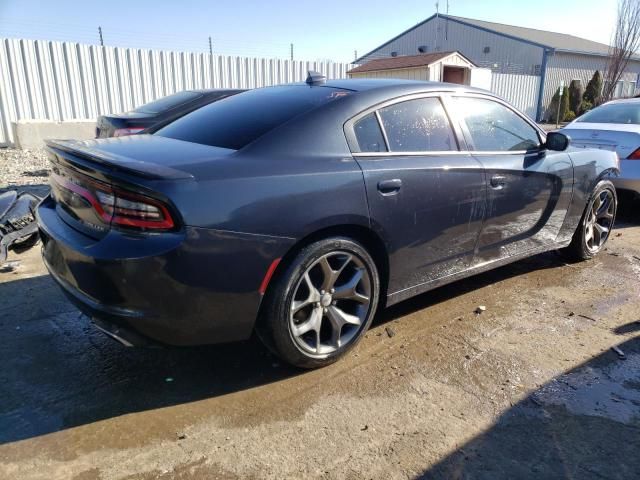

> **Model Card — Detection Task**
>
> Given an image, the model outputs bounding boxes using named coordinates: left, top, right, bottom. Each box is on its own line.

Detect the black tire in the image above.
left=564, top=179, right=617, bottom=261
left=257, top=237, right=380, bottom=369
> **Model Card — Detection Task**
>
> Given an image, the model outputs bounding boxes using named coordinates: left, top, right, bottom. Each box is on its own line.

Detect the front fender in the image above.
left=556, top=148, right=619, bottom=242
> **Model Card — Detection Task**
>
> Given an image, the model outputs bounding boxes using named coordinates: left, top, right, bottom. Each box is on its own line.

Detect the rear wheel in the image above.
left=564, top=180, right=617, bottom=260
left=258, top=237, right=380, bottom=369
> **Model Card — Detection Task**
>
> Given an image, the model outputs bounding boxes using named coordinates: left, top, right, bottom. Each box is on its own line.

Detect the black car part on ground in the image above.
left=0, top=191, right=41, bottom=265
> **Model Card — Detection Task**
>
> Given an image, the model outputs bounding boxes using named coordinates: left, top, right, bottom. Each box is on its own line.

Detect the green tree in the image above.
left=568, top=79, right=584, bottom=114
left=583, top=70, right=603, bottom=105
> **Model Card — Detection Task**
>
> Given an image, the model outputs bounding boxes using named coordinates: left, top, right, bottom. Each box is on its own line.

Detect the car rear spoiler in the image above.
left=45, top=139, right=194, bottom=181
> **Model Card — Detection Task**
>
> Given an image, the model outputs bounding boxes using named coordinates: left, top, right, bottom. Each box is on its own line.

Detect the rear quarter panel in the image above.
left=153, top=152, right=371, bottom=239
left=139, top=96, right=374, bottom=240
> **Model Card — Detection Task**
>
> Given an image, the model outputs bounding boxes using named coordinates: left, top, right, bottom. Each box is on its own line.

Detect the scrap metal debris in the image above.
left=385, top=326, right=396, bottom=338
left=0, top=260, right=20, bottom=273
left=0, top=190, right=41, bottom=265
left=474, top=305, right=487, bottom=315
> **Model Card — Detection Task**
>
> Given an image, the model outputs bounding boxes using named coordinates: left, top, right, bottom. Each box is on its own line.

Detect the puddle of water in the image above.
left=533, top=352, right=640, bottom=424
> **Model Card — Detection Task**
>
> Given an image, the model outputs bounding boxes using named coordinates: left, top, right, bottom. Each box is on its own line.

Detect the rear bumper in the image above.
left=613, top=159, right=640, bottom=194
left=37, top=195, right=295, bottom=346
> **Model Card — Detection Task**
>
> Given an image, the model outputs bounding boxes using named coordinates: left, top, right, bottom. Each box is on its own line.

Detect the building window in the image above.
left=614, top=80, right=624, bottom=98
left=627, top=81, right=637, bottom=97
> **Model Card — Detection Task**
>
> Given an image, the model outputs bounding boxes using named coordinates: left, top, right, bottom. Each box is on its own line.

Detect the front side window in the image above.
left=377, top=98, right=457, bottom=152
left=354, top=113, right=386, bottom=152
left=453, top=97, right=540, bottom=151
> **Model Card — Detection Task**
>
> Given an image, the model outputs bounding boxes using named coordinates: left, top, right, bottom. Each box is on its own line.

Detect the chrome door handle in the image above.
left=490, top=175, right=506, bottom=188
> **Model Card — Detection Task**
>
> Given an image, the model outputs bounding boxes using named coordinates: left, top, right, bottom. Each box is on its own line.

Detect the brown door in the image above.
left=443, top=67, right=465, bottom=84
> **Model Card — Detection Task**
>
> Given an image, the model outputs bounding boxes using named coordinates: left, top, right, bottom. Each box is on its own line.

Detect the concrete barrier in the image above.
left=12, top=120, right=96, bottom=150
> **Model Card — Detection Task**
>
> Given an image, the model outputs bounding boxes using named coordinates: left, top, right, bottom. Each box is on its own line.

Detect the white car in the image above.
left=562, top=98, right=640, bottom=198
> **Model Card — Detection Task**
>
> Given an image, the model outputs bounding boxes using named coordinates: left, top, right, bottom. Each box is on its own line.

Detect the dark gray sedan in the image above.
left=37, top=78, right=619, bottom=368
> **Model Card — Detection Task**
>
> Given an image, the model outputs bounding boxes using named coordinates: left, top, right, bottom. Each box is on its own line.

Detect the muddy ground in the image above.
left=0, top=199, right=639, bottom=479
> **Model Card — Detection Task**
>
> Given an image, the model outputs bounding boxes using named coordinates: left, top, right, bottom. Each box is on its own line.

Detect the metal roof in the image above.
left=347, top=51, right=475, bottom=74
left=357, top=14, right=616, bottom=63
left=446, top=15, right=611, bottom=55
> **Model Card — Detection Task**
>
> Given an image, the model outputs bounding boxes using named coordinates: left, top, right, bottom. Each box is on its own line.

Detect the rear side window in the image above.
left=453, top=97, right=540, bottom=151
left=378, top=98, right=457, bottom=152
left=134, top=91, right=202, bottom=114
left=577, top=102, right=640, bottom=124
left=354, top=113, right=386, bottom=152
left=155, top=86, right=351, bottom=150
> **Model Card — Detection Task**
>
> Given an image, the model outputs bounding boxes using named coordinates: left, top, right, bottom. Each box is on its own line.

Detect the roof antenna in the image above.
left=305, top=71, right=326, bottom=85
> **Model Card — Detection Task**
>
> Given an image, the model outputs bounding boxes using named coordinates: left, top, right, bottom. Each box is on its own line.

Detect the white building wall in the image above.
left=541, top=51, right=640, bottom=120
left=359, top=16, right=544, bottom=75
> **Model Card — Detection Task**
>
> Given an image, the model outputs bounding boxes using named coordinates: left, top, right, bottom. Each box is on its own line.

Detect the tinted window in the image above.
left=454, top=97, right=540, bottom=151
left=378, top=98, right=457, bottom=152
left=577, top=102, right=640, bottom=125
left=354, top=113, right=386, bottom=152
left=156, top=86, right=350, bottom=150
left=134, top=91, right=202, bottom=114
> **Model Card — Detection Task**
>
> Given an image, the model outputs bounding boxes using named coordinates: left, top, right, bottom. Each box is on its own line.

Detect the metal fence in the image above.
left=490, top=72, right=541, bottom=119
left=0, top=38, right=354, bottom=146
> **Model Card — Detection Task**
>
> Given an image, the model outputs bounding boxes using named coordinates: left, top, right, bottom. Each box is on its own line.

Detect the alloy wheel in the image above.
left=289, top=251, right=372, bottom=355
left=584, top=188, right=615, bottom=252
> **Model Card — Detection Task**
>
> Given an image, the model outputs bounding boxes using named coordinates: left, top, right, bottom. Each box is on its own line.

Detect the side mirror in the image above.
left=545, top=131, right=570, bottom=151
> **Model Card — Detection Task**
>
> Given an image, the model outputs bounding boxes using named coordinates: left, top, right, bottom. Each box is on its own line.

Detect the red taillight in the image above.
left=51, top=171, right=175, bottom=230
left=627, top=147, right=640, bottom=160
left=113, top=127, right=145, bottom=137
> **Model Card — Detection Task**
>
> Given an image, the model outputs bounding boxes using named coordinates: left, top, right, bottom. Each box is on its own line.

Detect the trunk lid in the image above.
left=562, top=122, right=640, bottom=159
left=46, top=135, right=234, bottom=237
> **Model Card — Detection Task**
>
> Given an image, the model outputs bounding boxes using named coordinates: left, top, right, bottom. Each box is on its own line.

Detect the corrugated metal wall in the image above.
left=359, top=16, right=544, bottom=75
left=541, top=51, right=640, bottom=120
left=0, top=38, right=354, bottom=146
left=490, top=73, right=541, bottom=118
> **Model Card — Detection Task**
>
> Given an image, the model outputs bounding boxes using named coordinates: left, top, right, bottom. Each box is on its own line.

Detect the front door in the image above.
left=443, top=67, right=465, bottom=84
left=348, top=96, right=486, bottom=296
left=449, top=95, right=574, bottom=263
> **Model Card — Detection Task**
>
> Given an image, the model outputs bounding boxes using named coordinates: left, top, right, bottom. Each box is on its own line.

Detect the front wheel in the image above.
left=258, top=237, right=380, bottom=369
left=564, top=179, right=617, bottom=261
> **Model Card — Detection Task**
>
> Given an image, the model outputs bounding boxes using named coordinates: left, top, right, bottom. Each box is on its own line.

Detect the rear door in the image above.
left=346, top=94, right=486, bottom=296
left=449, top=95, right=574, bottom=263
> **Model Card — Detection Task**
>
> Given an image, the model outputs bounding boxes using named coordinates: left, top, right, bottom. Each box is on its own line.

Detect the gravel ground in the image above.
left=0, top=148, right=50, bottom=191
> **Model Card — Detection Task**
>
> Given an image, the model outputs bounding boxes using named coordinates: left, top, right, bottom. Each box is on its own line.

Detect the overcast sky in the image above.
left=0, top=0, right=619, bottom=62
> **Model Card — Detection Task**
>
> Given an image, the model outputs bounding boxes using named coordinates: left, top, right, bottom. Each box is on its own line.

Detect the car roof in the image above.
left=307, top=78, right=490, bottom=96
left=603, top=97, right=640, bottom=105
left=190, top=88, right=246, bottom=94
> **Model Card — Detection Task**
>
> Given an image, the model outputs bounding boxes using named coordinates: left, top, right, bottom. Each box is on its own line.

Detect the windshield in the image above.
left=155, top=85, right=351, bottom=150
left=134, top=91, right=202, bottom=114
left=577, top=102, right=640, bottom=125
